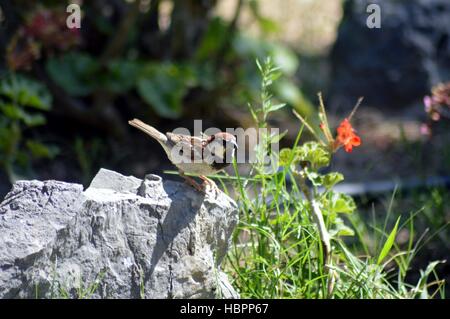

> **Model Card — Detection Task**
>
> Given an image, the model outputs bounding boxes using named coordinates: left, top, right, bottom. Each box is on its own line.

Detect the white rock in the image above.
left=0, top=169, right=239, bottom=299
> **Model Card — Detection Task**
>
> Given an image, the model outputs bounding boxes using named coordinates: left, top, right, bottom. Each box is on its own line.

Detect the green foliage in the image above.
left=5, top=0, right=315, bottom=136
left=195, top=17, right=229, bottom=61
left=47, top=52, right=142, bottom=96
left=347, top=186, right=449, bottom=298
left=248, top=0, right=281, bottom=35
left=221, top=59, right=445, bottom=299
left=0, top=76, right=51, bottom=111
left=251, top=57, right=286, bottom=124
left=0, top=74, right=55, bottom=181
left=2, top=2, right=445, bottom=299
left=322, top=172, right=344, bottom=189
left=330, top=217, right=355, bottom=237
left=43, top=258, right=106, bottom=299
left=73, top=137, right=107, bottom=185
left=233, top=34, right=313, bottom=117
left=137, top=63, right=196, bottom=119
left=46, top=53, right=98, bottom=96
left=280, top=142, right=331, bottom=170
left=46, top=52, right=197, bottom=119
left=44, top=40, right=309, bottom=121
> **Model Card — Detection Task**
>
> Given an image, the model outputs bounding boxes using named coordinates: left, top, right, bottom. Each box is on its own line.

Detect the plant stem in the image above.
left=292, top=109, right=326, bottom=147
left=297, top=171, right=335, bottom=297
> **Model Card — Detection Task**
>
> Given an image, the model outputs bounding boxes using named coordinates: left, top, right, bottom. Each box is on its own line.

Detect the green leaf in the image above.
left=271, top=44, right=298, bottom=76
left=258, top=16, right=280, bottom=34
left=0, top=122, right=20, bottom=153
left=233, top=34, right=269, bottom=61
left=322, top=172, right=344, bottom=189
left=273, top=79, right=314, bottom=118
left=335, top=224, right=355, bottom=237
left=279, top=148, right=293, bottom=167
left=330, top=217, right=355, bottom=237
left=0, top=104, right=46, bottom=127
left=195, top=17, right=228, bottom=60
left=266, top=103, right=286, bottom=114
left=46, top=53, right=97, bottom=96
left=0, top=103, right=23, bottom=119
left=104, top=59, right=140, bottom=94
left=0, top=75, right=51, bottom=110
left=332, top=193, right=356, bottom=214
left=26, top=140, right=58, bottom=159
left=279, top=142, right=331, bottom=170
left=137, top=72, right=184, bottom=119
left=248, top=0, right=280, bottom=35
left=304, top=167, right=322, bottom=187
left=295, top=142, right=330, bottom=168
left=324, top=191, right=356, bottom=215
left=268, top=130, right=287, bottom=144
left=247, top=103, right=259, bottom=123
left=414, top=260, right=445, bottom=298
left=21, top=113, right=46, bottom=127
left=256, top=58, right=263, bottom=73
left=377, top=217, right=401, bottom=265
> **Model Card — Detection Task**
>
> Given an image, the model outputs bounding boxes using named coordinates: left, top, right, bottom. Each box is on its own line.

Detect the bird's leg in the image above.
left=199, top=175, right=217, bottom=190
left=179, top=171, right=204, bottom=192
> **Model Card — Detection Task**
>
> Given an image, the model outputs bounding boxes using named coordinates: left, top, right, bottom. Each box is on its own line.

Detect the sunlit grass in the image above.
left=217, top=59, right=447, bottom=299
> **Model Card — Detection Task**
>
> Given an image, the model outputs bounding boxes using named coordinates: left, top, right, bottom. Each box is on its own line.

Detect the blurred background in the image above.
left=0, top=0, right=449, bottom=293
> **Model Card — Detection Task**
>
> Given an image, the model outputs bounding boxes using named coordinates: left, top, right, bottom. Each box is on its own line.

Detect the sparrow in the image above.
left=128, top=119, right=238, bottom=191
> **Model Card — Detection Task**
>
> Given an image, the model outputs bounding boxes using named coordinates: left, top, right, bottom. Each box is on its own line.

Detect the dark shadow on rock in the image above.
left=147, top=181, right=205, bottom=285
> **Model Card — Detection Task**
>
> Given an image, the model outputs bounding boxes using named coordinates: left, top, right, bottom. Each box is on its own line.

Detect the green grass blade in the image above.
left=377, top=216, right=401, bottom=265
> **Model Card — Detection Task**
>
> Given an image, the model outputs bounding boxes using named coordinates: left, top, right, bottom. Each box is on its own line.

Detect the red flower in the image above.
left=335, top=118, right=361, bottom=153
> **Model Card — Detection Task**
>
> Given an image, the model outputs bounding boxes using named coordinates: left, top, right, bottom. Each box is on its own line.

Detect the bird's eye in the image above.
left=179, top=149, right=183, bottom=155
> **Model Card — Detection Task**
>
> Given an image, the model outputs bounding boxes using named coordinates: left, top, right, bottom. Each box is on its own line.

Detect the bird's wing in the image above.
left=166, top=133, right=205, bottom=163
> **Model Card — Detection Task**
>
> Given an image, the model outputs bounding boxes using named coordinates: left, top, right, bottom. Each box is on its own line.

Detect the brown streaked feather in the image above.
left=166, top=132, right=204, bottom=164
left=129, top=119, right=237, bottom=178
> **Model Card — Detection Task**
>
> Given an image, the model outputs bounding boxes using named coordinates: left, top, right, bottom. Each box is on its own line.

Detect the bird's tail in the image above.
left=128, top=119, right=168, bottom=144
